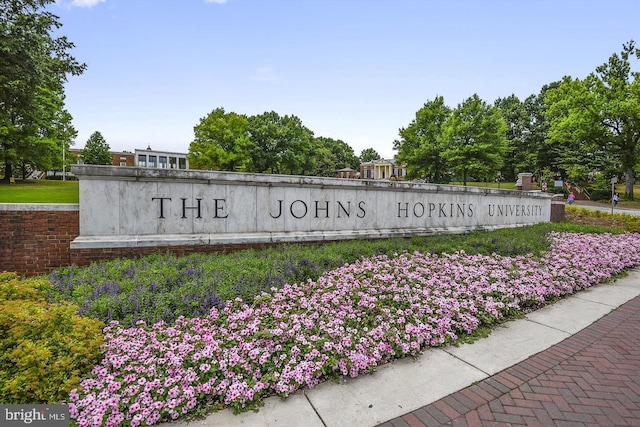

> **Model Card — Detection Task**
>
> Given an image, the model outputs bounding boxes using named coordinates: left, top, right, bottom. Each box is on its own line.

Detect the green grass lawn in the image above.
left=2, top=179, right=520, bottom=204
left=0, top=180, right=79, bottom=203
left=452, top=181, right=517, bottom=190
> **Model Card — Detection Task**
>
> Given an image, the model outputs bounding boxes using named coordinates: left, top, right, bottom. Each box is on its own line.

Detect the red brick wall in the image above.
left=0, top=206, right=79, bottom=276
left=0, top=205, right=273, bottom=276
left=551, top=199, right=566, bottom=223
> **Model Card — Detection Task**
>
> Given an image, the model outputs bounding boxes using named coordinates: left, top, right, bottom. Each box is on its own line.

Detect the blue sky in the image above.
left=52, top=0, right=639, bottom=159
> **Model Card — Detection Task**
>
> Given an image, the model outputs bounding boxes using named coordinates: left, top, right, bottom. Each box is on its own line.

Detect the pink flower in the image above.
left=69, top=231, right=640, bottom=425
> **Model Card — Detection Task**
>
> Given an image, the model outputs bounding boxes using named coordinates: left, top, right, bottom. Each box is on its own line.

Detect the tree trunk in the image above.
left=625, top=166, right=635, bottom=200
left=1, top=162, right=12, bottom=183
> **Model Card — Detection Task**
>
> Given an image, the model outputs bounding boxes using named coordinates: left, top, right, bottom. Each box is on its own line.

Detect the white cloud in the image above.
left=70, top=0, right=106, bottom=7
left=204, top=0, right=228, bottom=3
left=251, top=66, right=277, bottom=82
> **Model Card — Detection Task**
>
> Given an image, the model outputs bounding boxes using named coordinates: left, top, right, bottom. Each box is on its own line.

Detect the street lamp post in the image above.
left=62, top=142, right=66, bottom=182
left=611, top=177, right=618, bottom=214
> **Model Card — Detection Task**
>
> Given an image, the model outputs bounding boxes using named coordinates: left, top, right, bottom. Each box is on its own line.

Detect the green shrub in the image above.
left=585, top=188, right=611, bottom=202
left=0, top=274, right=104, bottom=403
left=0, top=272, right=50, bottom=301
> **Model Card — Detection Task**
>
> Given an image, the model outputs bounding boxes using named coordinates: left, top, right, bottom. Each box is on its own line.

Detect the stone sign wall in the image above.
left=71, top=165, right=552, bottom=249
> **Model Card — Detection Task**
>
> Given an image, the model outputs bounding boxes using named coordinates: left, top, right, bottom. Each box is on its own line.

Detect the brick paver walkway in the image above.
left=379, top=295, right=640, bottom=427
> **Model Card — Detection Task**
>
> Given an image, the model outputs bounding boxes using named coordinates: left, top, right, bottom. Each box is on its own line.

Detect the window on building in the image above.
left=138, top=155, right=146, bottom=167
left=178, top=158, right=187, bottom=169
left=149, top=155, right=157, bottom=168
left=159, top=156, right=167, bottom=169
left=169, top=157, right=177, bottom=169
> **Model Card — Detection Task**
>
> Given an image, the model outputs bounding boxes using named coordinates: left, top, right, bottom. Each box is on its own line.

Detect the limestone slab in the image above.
left=71, top=165, right=552, bottom=248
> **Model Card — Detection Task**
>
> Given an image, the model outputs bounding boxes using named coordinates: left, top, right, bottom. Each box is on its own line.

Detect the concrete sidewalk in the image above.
left=165, top=269, right=640, bottom=427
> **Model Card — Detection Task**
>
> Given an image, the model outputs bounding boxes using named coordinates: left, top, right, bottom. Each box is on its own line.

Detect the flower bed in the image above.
left=69, top=232, right=640, bottom=426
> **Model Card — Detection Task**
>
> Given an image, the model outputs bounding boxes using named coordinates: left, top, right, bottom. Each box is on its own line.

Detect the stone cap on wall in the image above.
left=71, top=165, right=547, bottom=198
left=0, top=203, right=78, bottom=211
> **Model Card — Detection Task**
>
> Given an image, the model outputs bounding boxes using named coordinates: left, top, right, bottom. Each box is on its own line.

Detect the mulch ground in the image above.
left=565, top=210, right=628, bottom=229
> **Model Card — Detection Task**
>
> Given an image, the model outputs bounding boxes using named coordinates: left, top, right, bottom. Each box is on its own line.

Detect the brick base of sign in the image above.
left=0, top=205, right=305, bottom=276
left=0, top=207, right=79, bottom=276
left=550, top=201, right=566, bottom=222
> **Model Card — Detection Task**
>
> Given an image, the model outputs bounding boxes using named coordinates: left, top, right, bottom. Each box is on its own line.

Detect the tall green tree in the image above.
left=0, top=0, right=85, bottom=182
left=12, top=87, right=76, bottom=178
left=494, top=94, right=532, bottom=181
left=545, top=40, right=640, bottom=199
left=522, top=83, right=558, bottom=178
left=313, top=136, right=359, bottom=176
left=81, top=131, right=111, bottom=165
left=246, top=111, right=314, bottom=175
left=188, top=108, right=251, bottom=171
left=394, top=96, right=451, bottom=182
left=359, top=148, right=381, bottom=163
left=441, top=94, right=509, bottom=185
left=310, top=145, right=337, bottom=177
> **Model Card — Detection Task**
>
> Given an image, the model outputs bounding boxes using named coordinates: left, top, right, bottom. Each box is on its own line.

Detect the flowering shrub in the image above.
left=0, top=273, right=104, bottom=404
left=48, top=223, right=570, bottom=327
left=69, top=232, right=640, bottom=426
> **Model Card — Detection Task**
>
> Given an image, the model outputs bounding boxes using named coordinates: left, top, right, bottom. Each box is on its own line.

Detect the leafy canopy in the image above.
left=0, top=0, right=85, bottom=182
left=309, top=137, right=359, bottom=177
left=545, top=40, right=640, bottom=199
left=359, top=148, right=381, bottom=163
left=395, top=96, right=451, bottom=182
left=441, top=94, right=509, bottom=185
left=188, top=107, right=250, bottom=171
left=246, top=111, right=315, bottom=175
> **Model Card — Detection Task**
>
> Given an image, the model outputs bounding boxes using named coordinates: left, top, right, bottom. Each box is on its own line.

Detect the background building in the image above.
left=135, top=146, right=189, bottom=170
left=359, top=159, right=406, bottom=180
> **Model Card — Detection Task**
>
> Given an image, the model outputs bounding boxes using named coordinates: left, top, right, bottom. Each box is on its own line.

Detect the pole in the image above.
left=62, top=142, right=66, bottom=182
left=611, top=177, right=618, bottom=214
